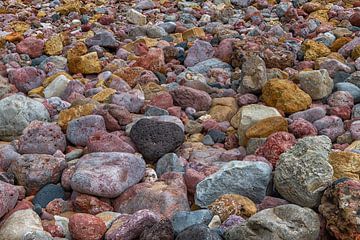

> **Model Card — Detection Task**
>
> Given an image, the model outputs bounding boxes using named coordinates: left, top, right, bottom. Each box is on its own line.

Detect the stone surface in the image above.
left=140, top=219, right=174, bottom=240
left=170, top=86, right=212, bottom=111
left=184, top=40, right=214, bottom=67
left=238, top=54, right=267, bottom=94
left=32, top=184, right=65, bottom=208
left=0, top=180, right=19, bottom=219
left=329, top=151, right=360, bottom=180
left=71, top=152, right=145, bottom=198
left=176, top=224, right=222, bottom=240
left=298, top=69, right=334, bottom=100
left=69, top=213, right=106, bottom=240
left=171, top=210, right=213, bottom=236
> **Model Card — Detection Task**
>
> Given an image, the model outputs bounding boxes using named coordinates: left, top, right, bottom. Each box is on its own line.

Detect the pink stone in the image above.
left=16, top=37, right=44, bottom=58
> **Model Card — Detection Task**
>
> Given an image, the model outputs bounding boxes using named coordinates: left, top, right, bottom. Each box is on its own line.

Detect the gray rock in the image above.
left=156, top=153, right=185, bottom=176
left=238, top=54, right=267, bottom=94
left=171, top=210, right=213, bottom=235
left=352, top=103, right=360, bottom=118
left=289, top=107, right=326, bottom=123
left=187, top=58, right=231, bottom=75
left=195, top=161, right=272, bottom=207
left=85, top=31, right=118, bottom=49
left=274, top=136, right=333, bottom=207
left=298, top=69, right=334, bottom=100
left=335, top=82, right=360, bottom=103
left=146, top=25, right=168, bottom=38
left=22, top=230, right=54, bottom=240
left=0, top=94, right=50, bottom=141
left=184, top=40, right=215, bottom=67
left=0, top=144, right=20, bottom=171
left=157, top=22, right=177, bottom=33
left=224, top=204, right=320, bottom=240
left=111, top=89, right=145, bottom=113
left=71, top=152, right=146, bottom=198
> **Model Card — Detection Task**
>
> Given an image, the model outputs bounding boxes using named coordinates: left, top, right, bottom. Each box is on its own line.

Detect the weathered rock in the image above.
left=0, top=145, right=20, bottom=171
left=170, top=86, right=212, bottom=111
left=329, top=151, right=360, bottom=180
left=69, top=213, right=106, bottom=240
left=313, top=116, right=344, bottom=141
left=127, top=9, right=147, bottom=25
left=274, top=136, right=333, bottom=207
left=238, top=54, right=267, bottom=94
left=16, top=37, right=44, bottom=58
left=0, top=94, right=50, bottom=141
left=44, top=75, right=70, bottom=98
left=298, top=69, right=334, bottom=100
left=111, top=89, right=145, bottom=113
left=171, top=210, right=213, bottom=236
left=245, top=116, right=288, bottom=140
left=176, top=224, right=222, bottom=240
left=8, top=67, right=45, bottom=93
left=73, top=192, right=113, bottom=215
left=0, top=181, right=19, bottom=219
left=130, top=118, right=184, bottom=162
left=224, top=204, right=320, bottom=240
left=140, top=219, right=174, bottom=240
left=195, top=161, right=272, bottom=207
left=184, top=40, right=214, bottom=67
left=32, top=184, right=65, bottom=208
left=70, top=152, right=146, bottom=198
left=209, top=97, right=238, bottom=122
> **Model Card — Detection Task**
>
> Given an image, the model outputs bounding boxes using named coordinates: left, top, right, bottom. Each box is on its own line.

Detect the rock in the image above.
left=350, top=120, right=360, bottom=140
left=184, top=40, right=214, bottom=67
left=127, top=9, right=147, bottom=25
left=67, top=43, right=102, bottom=74
left=234, top=104, right=281, bottom=146
left=255, top=132, right=296, bottom=167
left=111, top=89, right=145, bottom=113
left=302, top=39, right=331, bottom=61
left=328, top=91, right=354, bottom=108
left=96, top=211, right=121, bottom=229
left=313, top=116, right=344, bottom=141
left=256, top=196, right=289, bottom=211
left=70, top=152, right=145, bottom=198
left=298, top=69, right=334, bottom=100
left=8, top=67, right=45, bottom=93
left=176, top=224, right=222, bottom=240
left=17, top=121, right=66, bottom=155
left=66, top=115, right=106, bottom=146
left=171, top=210, right=213, bottom=236
left=208, top=194, right=256, bottom=222
left=85, top=31, right=118, bottom=49
left=335, top=82, right=360, bottom=103
left=319, top=178, right=360, bottom=240
left=339, top=37, right=360, bottom=58
left=32, top=184, right=65, bottom=208
left=44, top=75, right=70, bottom=98
left=319, top=59, right=352, bottom=78
left=329, top=151, right=360, bottom=180
left=58, top=103, right=97, bottom=129
left=130, top=119, right=185, bottom=162
left=0, top=181, right=19, bottom=218
left=87, top=131, right=135, bottom=153
left=261, top=79, right=312, bottom=114
left=22, top=230, right=53, bottom=240
left=238, top=54, right=267, bottom=94
left=0, top=209, right=43, bottom=239
left=114, top=172, right=190, bottom=218
left=105, top=209, right=161, bottom=240
left=245, top=116, right=288, bottom=140
left=9, top=154, right=67, bottom=195
left=289, top=107, right=326, bottom=123
left=224, top=204, right=320, bottom=240
left=0, top=94, right=50, bottom=141
left=140, top=219, right=174, bottom=240
left=274, top=136, right=333, bottom=207
left=186, top=58, right=231, bottom=75
left=73, top=193, right=113, bottom=215
left=16, top=37, right=44, bottom=58
left=195, top=161, right=272, bottom=207
left=44, top=34, right=63, bottom=56
left=156, top=153, right=185, bottom=176
left=209, top=97, right=238, bottom=122
left=288, top=118, right=318, bottom=138
left=133, top=48, right=165, bottom=72
left=69, top=213, right=106, bottom=240
left=0, top=145, right=20, bottom=171
left=170, top=86, right=212, bottom=111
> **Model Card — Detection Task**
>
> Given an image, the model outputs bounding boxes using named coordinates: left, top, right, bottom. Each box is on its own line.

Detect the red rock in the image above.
left=255, top=132, right=297, bottom=167
left=134, top=42, right=149, bottom=56
left=86, top=131, right=135, bottom=153
left=236, top=93, right=258, bottom=107
left=184, top=162, right=219, bottom=195
left=328, top=106, right=352, bottom=120
left=16, top=37, right=45, bottom=58
left=8, top=67, right=45, bottom=93
left=98, top=15, right=114, bottom=25
left=61, top=165, right=76, bottom=191
left=256, top=196, right=289, bottom=211
left=45, top=198, right=73, bottom=215
left=0, top=181, right=19, bottom=219
left=133, top=48, right=165, bottom=72
left=350, top=13, right=360, bottom=27
left=327, top=91, right=354, bottom=108
left=288, top=118, right=318, bottom=138
left=149, top=92, right=174, bottom=110
left=167, top=106, right=182, bottom=118
left=170, top=86, right=212, bottom=111
left=215, top=38, right=237, bottom=63
left=69, top=213, right=107, bottom=240
left=42, top=220, right=65, bottom=238
left=72, top=192, right=113, bottom=215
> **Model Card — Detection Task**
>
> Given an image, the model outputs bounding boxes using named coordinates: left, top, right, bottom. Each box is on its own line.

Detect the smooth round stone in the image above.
left=32, top=184, right=65, bottom=208
left=335, top=82, right=360, bottom=103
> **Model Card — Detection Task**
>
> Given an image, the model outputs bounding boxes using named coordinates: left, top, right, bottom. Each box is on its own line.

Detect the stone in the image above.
left=274, top=136, right=333, bottom=207
left=313, top=116, right=344, bottom=142
left=9, top=154, right=67, bottom=195
left=170, top=86, right=212, bottom=111
left=0, top=94, right=50, bottom=141
left=245, top=116, right=288, bottom=140
left=140, top=219, right=174, bottom=240
left=0, top=181, right=19, bottom=218
left=182, top=27, right=206, bottom=41
left=133, top=48, right=165, bottom=72
left=67, top=43, right=102, bottom=74
left=195, top=161, right=272, bottom=207
left=319, top=179, right=360, bottom=240
left=302, top=39, right=331, bottom=61
left=224, top=204, right=320, bottom=240
left=8, top=67, right=45, bottom=93
left=209, top=97, right=238, bottom=122
left=127, top=9, right=147, bottom=25
left=111, top=89, right=145, bottom=113
left=329, top=151, right=360, bottom=180
left=58, top=103, right=97, bottom=129
left=289, top=107, right=326, bottom=123
left=17, top=121, right=66, bottom=155
left=0, top=209, right=43, bottom=240
left=96, top=211, right=121, bottom=229
left=32, top=184, right=65, bottom=208
left=297, top=69, right=334, bottom=100
left=208, top=194, right=256, bottom=222
left=86, top=131, right=135, bottom=153
left=234, top=104, right=281, bottom=146
left=66, top=115, right=106, bottom=146
left=69, top=213, right=106, bottom=240
left=184, top=40, right=214, bottom=67
left=261, top=79, right=312, bottom=114
left=71, top=152, right=146, bottom=198
left=45, top=34, right=63, bottom=56
left=85, top=31, right=118, bottom=49
left=44, top=75, right=70, bottom=98
left=73, top=193, right=113, bottom=215
left=256, top=196, right=289, bottom=211
left=105, top=209, right=161, bottom=240
left=319, top=59, right=352, bottom=78
left=339, top=37, right=360, bottom=58
left=156, top=153, right=185, bottom=176
left=350, top=121, right=360, bottom=140
left=176, top=224, right=222, bottom=240
left=114, top=172, right=190, bottom=219
left=238, top=54, right=267, bottom=94
left=288, top=118, right=318, bottom=138
left=16, top=37, right=44, bottom=58
left=255, top=132, right=296, bottom=167
left=130, top=119, right=185, bottom=163
left=171, top=210, right=213, bottom=235
left=0, top=144, right=19, bottom=171
left=328, top=91, right=354, bottom=108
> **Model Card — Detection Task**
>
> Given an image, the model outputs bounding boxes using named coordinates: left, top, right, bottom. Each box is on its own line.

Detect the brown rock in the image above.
left=58, top=103, right=97, bottom=129
left=209, top=97, right=238, bottom=122
left=72, top=192, right=113, bottom=215
left=245, top=116, right=288, bottom=140
left=69, top=213, right=106, bottom=240
left=329, top=151, right=360, bottom=180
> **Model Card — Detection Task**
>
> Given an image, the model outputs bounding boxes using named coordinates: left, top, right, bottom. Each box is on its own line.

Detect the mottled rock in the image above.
left=313, top=116, right=344, bottom=141
left=238, top=54, right=267, bottom=94
left=170, top=86, right=212, bottom=111
left=140, top=219, right=174, bottom=240
left=87, top=131, right=135, bottom=153
left=245, top=116, right=288, bottom=140
left=171, top=210, right=213, bottom=235
left=298, top=69, right=334, bottom=100
left=69, top=213, right=106, bottom=240
left=73, top=192, right=113, bottom=214
left=156, top=153, right=185, bottom=176
left=0, top=181, right=19, bottom=219
left=16, top=37, right=44, bottom=58
left=176, top=224, right=222, bottom=240
left=8, top=67, right=45, bottom=93
left=32, top=184, right=65, bottom=208
left=184, top=40, right=214, bottom=67
left=329, top=151, right=360, bottom=180
left=288, top=118, right=318, bottom=138
left=289, top=107, right=326, bottom=123
left=111, top=89, right=145, bottom=113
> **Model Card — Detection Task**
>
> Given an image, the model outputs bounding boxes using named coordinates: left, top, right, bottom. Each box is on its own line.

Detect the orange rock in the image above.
left=58, top=103, right=97, bottom=129
left=245, top=116, right=288, bottom=139
left=113, top=67, right=144, bottom=88
left=4, top=32, right=23, bottom=42
left=133, top=48, right=165, bottom=72
left=330, top=37, right=352, bottom=52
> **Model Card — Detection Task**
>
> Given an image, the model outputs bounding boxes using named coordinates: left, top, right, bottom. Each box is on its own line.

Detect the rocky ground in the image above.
left=0, top=0, right=359, bottom=239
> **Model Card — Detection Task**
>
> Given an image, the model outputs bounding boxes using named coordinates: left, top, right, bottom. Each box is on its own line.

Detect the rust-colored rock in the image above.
left=245, top=116, right=288, bottom=140
left=68, top=213, right=106, bottom=240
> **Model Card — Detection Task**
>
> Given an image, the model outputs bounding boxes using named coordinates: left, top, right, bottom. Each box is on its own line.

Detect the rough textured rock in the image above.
left=170, top=86, right=212, bottom=111
left=224, top=204, right=320, bottom=240
left=171, top=210, right=213, bottom=235
left=71, top=152, right=146, bottom=198
left=176, top=224, right=222, bottom=240
left=274, top=136, right=333, bottom=207
left=0, top=94, right=50, bottom=141
left=298, top=69, right=334, bottom=100
left=238, top=54, right=267, bottom=94
left=130, top=118, right=185, bottom=162
left=319, top=178, right=360, bottom=240
left=139, top=219, right=174, bottom=240
left=69, top=213, right=106, bottom=240
left=73, top=192, right=113, bottom=214
left=8, top=67, right=45, bottom=93
left=184, top=40, right=214, bottom=67
left=329, top=151, right=360, bottom=180
left=195, top=161, right=272, bottom=207
left=0, top=181, right=19, bottom=219
left=32, top=183, right=65, bottom=208
left=245, top=116, right=288, bottom=140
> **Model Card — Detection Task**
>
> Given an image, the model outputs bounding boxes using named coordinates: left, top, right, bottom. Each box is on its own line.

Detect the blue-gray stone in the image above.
left=187, top=58, right=232, bottom=75
left=145, top=106, right=169, bottom=116
left=207, top=130, right=226, bottom=143
left=172, top=210, right=213, bottom=236
left=203, top=135, right=215, bottom=146
left=333, top=71, right=350, bottom=84
left=156, top=153, right=185, bottom=176
left=32, top=184, right=66, bottom=208
left=335, top=82, right=360, bottom=103
left=352, top=103, right=360, bottom=118
left=195, top=161, right=272, bottom=207
left=176, top=224, right=222, bottom=240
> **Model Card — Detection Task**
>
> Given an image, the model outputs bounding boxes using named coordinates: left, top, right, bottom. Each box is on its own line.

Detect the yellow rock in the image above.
left=171, top=33, right=184, bottom=44
left=58, top=103, right=97, bottom=129
left=261, top=79, right=312, bottom=114
left=209, top=97, right=238, bottom=122
left=28, top=86, right=44, bottom=97
left=345, top=140, right=360, bottom=151
left=330, top=37, right=352, bottom=52
left=92, top=88, right=116, bottom=103
left=43, top=72, right=73, bottom=87
left=182, top=27, right=206, bottom=41
left=4, top=32, right=23, bottom=43
left=56, top=1, right=82, bottom=15
left=188, top=133, right=204, bottom=142
left=329, top=151, right=360, bottom=180
left=45, top=34, right=63, bottom=56
left=309, top=10, right=329, bottom=23
left=351, top=45, right=360, bottom=60
left=208, top=194, right=257, bottom=222
left=67, top=44, right=102, bottom=74
left=113, top=67, right=145, bottom=88
left=302, top=40, right=331, bottom=61
left=9, top=21, right=30, bottom=34
left=141, top=82, right=165, bottom=100
left=37, top=11, right=46, bottom=18
left=245, top=116, right=288, bottom=139
left=122, top=37, right=158, bottom=52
